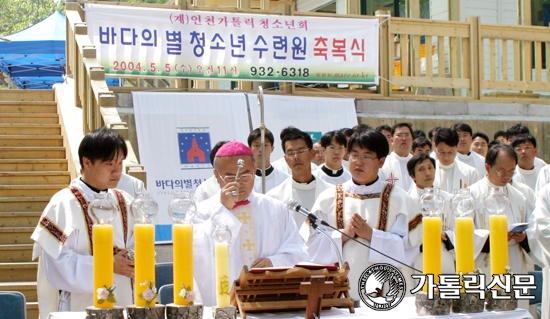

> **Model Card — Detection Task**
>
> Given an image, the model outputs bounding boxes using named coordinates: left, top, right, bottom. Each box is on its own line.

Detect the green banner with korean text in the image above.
left=85, top=4, right=379, bottom=84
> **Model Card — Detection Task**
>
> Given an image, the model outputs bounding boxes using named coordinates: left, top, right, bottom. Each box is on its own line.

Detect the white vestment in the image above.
left=434, top=160, right=480, bottom=194
left=535, top=157, right=547, bottom=169
left=342, top=160, right=350, bottom=171
left=267, top=176, right=332, bottom=227
left=31, top=179, right=135, bottom=317
left=380, top=152, right=413, bottom=190
left=535, top=165, right=550, bottom=194
left=116, top=173, right=146, bottom=198
left=192, top=191, right=308, bottom=306
left=511, top=181, right=536, bottom=208
left=456, top=151, right=487, bottom=178
left=304, top=178, right=421, bottom=300
left=513, top=165, right=541, bottom=192
left=532, top=184, right=550, bottom=319
left=312, top=164, right=352, bottom=185
left=253, top=166, right=289, bottom=194
left=272, top=156, right=317, bottom=175
left=468, top=177, right=541, bottom=277
left=193, top=175, right=220, bottom=203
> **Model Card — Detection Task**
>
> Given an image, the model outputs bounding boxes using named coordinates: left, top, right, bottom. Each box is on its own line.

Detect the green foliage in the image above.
left=0, top=0, right=65, bottom=36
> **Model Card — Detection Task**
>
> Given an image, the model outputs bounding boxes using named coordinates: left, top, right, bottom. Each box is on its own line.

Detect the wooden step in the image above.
left=0, top=159, right=68, bottom=171
left=0, top=124, right=61, bottom=136
left=0, top=212, right=41, bottom=227
left=0, top=227, right=35, bottom=244
left=0, top=262, right=38, bottom=282
left=0, top=185, right=63, bottom=197
left=27, top=301, right=38, bottom=319
left=0, top=282, right=37, bottom=302
left=0, top=147, right=65, bottom=159
left=0, top=90, right=54, bottom=102
left=0, top=113, right=58, bottom=124
left=0, top=244, right=33, bottom=263
left=0, top=135, right=63, bottom=147
left=0, top=172, right=70, bottom=185
left=0, top=102, right=57, bottom=113
left=0, top=197, right=50, bottom=212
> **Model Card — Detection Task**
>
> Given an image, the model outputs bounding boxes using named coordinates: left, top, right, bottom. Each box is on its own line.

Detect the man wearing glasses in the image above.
left=432, top=128, right=480, bottom=193
left=192, top=140, right=307, bottom=306
left=268, top=127, right=332, bottom=228
left=468, top=144, right=541, bottom=295
left=303, top=129, right=421, bottom=300
left=313, top=130, right=352, bottom=185
left=380, top=123, right=414, bottom=190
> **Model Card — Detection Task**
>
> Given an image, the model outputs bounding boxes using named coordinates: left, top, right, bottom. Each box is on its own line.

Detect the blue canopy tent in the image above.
left=0, top=11, right=66, bottom=89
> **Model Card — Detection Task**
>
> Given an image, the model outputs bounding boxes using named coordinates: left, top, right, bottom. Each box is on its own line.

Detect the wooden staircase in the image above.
left=0, top=90, right=70, bottom=319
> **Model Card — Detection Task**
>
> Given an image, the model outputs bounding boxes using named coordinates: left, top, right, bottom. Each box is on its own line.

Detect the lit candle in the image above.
left=135, top=223, right=156, bottom=307
left=423, top=216, right=441, bottom=292
left=455, top=217, right=474, bottom=285
left=173, top=224, right=193, bottom=305
left=93, top=223, right=114, bottom=308
left=489, top=214, right=508, bottom=278
left=215, top=242, right=230, bottom=307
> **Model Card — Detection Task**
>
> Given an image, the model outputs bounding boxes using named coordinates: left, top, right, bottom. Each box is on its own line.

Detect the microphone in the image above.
left=286, top=199, right=329, bottom=226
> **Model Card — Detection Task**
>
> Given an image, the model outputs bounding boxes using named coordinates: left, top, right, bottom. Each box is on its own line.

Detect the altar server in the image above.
left=191, top=141, right=307, bottom=306
left=380, top=123, right=414, bottom=190
left=248, top=128, right=289, bottom=194
left=31, top=128, right=135, bottom=316
left=313, top=130, right=351, bottom=185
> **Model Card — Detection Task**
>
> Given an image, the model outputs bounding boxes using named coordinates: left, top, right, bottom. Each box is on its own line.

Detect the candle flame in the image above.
left=99, top=219, right=104, bottom=225
left=142, top=216, right=146, bottom=224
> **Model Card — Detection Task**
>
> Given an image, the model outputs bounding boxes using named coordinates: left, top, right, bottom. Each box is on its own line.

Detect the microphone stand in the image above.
left=311, top=222, right=343, bottom=269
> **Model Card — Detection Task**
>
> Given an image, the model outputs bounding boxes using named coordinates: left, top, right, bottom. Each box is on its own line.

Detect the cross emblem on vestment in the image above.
left=243, top=239, right=255, bottom=251
left=238, top=212, right=252, bottom=224
left=386, top=172, right=399, bottom=185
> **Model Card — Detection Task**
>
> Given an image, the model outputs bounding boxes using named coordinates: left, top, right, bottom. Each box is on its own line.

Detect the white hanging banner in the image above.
left=133, top=92, right=250, bottom=242
left=85, top=4, right=379, bottom=84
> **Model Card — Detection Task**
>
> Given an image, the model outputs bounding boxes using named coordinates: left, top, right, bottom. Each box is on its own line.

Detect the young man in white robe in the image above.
left=193, top=141, right=227, bottom=203
left=376, top=124, right=393, bottom=154
left=412, top=137, right=432, bottom=156
left=268, top=127, right=332, bottom=228
left=471, top=132, right=489, bottom=158
left=380, top=123, right=415, bottom=190
left=468, top=144, right=541, bottom=310
left=433, top=128, right=480, bottom=193
left=304, top=129, right=421, bottom=300
left=248, top=128, right=289, bottom=194
left=511, top=134, right=541, bottom=192
left=532, top=183, right=550, bottom=319
left=31, top=128, right=136, bottom=317
left=312, top=141, right=325, bottom=167
left=191, top=140, right=307, bottom=306
left=452, top=123, right=487, bottom=177
left=313, top=130, right=351, bottom=185
left=506, top=124, right=547, bottom=170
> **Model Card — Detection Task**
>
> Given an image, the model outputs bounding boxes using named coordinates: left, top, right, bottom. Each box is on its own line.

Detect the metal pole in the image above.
left=257, top=86, right=266, bottom=194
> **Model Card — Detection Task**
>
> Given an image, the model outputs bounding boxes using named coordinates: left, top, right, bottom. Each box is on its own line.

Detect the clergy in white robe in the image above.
left=247, top=127, right=290, bottom=194
left=268, top=127, right=332, bottom=227
left=432, top=128, right=480, bottom=193
left=193, top=140, right=228, bottom=202
left=312, top=130, right=352, bottom=185
left=380, top=123, right=414, bottom=190
left=192, top=141, right=307, bottom=306
left=31, top=128, right=135, bottom=317
left=531, top=184, right=550, bottom=319
left=452, top=123, right=487, bottom=178
left=312, top=141, right=325, bottom=166
left=468, top=144, right=541, bottom=278
left=536, top=165, right=550, bottom=194
left=511, top=134, right=541, bottom=191
left=272, top=156, right=317, bottom=175
left=304, top=129, right=421, bottom=300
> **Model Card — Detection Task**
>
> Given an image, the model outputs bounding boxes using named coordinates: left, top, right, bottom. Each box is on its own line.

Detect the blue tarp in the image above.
left=0, top=11, right=66, bottom=89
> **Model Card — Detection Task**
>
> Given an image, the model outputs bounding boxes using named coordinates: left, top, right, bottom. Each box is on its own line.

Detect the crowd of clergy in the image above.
left=30, top=122, right=550, bottom=319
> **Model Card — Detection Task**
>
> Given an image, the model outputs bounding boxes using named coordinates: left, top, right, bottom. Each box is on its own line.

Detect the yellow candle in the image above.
left=93, top=224, right=114, bottom=308
left=455, top=217, right=474, bottom=275
left=173, top=224, right=193, bottom=305
left=215, top=242, right=230, bottom=307
left=489, top=214, right=509, bottom=278
left=423, top=216, right=441, bottom=292
left=135, top=224, right=156, bottom=307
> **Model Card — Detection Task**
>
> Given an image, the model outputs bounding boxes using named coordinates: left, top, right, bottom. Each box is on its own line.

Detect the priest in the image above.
left=433, top=128, right=480, bottom=193
left=511, top=134, right=541, bottom=192
left=191, top=140, right=307, bottom=306
left=268, top=127, right=332, bottom=228
left=452, top=123, right=487, bottom=177
left=304, top=129, right=421, bottom=300
left=313, top=130, right=352, bottom=185
left=380, top=123, right=414, bottom=190
left=31, top=127, right=135, bottom=317
left=193, top=141, right=227, bottom=202
left=247, top=128, right=289, bottom=194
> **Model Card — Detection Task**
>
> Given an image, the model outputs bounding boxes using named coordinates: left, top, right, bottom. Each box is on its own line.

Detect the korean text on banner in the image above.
left=85, top=4, right=379, bottom=84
